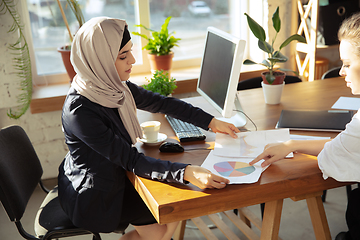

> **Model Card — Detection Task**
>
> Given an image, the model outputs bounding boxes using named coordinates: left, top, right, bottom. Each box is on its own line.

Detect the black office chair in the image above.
left=321, top=66, right=341, bottom=79
left=0, top=125, right=128, bottom=240
left=237, top=75, right=302, bottom=90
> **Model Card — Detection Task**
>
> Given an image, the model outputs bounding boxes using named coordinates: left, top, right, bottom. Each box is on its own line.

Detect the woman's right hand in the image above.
left=250, top=141, right=294, bottom=167
left=249, top=139, right=329, bottom=167
left=184, top=165, right=230, bottom=189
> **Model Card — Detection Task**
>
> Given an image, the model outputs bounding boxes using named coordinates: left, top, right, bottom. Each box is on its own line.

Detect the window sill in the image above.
left=30, top=65, right=265, bottom=114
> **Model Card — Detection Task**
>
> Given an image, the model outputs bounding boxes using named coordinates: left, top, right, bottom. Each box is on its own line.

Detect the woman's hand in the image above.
left=208, top=118, right=240, bottom=138
left=249, top=141, right=293, bottom=167
left=249, top=139, right=330, bottom=167
left=184, top=165, right=230, bottom=189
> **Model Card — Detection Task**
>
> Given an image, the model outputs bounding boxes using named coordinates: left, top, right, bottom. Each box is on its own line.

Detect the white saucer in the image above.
left=139, top=133, right=167, bottom=146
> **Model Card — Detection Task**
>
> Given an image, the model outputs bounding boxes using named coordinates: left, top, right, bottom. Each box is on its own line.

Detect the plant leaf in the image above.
left=161, top=16, right=171, bottom=34
left=268, top=57, right=287, bottom=63
left=261, top=60, right=271, bottom=68
left=272, top=7, right=281, bottom=32
left=273, top=50, right=287, bottom=58
left=265, top=74, right=276, bottom=84
left=131, top=32, right=150, bottom=40
left=134, top=24, right=154, bottom=32
left=269, top=51, right=288, bottom=63
left=66, top=0, right=85, bottom=28
left=143, top=70, right=177, bottom=96
left=244, top=13, right=266, bottom=41
left=133, top=16, right=180, bottom=55
left=0, top=0, right=32, bottom=119
left=243, top=59, right=258, bottom=65
left=243, top=59, right=271, bottom=70
left=258, top=40, right=273, bottom=53
left=279, top=34, right=306, bottom=50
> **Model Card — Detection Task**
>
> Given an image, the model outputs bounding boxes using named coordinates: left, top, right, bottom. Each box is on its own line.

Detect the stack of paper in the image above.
left=201, top=129, right=291, bottom=184
left=332, top=96, right=360, bottom=110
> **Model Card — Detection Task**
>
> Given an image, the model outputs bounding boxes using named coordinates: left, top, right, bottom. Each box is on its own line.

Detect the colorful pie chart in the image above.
left=214, top=161, right=255, bottom=177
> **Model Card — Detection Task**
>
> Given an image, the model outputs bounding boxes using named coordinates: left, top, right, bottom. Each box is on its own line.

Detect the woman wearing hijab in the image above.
left=58, top=17, right=239, bottom=240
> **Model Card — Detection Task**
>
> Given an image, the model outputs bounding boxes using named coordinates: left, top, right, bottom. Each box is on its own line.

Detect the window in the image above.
left=146, top=0, right=234, bottom=70
left=25, top=0, right=264, bottom=85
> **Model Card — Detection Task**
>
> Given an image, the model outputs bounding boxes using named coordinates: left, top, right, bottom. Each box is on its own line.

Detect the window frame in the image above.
left=24, top=0, right=265, bottom=86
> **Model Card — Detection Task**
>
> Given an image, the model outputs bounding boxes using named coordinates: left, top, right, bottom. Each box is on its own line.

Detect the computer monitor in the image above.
left=196, top=27, right=247, bottom=128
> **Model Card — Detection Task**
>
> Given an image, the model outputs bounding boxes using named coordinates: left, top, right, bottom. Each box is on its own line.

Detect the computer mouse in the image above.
left=159, top=142, right=184, bottom=153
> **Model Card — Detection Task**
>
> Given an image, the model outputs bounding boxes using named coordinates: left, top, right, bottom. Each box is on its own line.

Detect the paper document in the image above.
left=290, top=134, right=331, bottom=140
left=213, top=129, right=292, bottom=158
left=332, top=97, right=360, bottom=110
left=201, top=129, right=291, bottom=184
left=201, top=150, right=267, bottom=184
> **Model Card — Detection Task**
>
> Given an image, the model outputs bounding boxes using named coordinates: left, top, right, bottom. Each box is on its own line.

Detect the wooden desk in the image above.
left=129, top=77, right=355, bottom=239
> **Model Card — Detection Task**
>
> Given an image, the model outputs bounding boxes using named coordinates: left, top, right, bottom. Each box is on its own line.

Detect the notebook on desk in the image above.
left=276, top=109, right=354, bottom=132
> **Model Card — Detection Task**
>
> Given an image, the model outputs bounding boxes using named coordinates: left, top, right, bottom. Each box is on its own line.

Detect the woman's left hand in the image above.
left=184, top=165, right=230, bottom=189
left=208, top=118, right=239, bottom=138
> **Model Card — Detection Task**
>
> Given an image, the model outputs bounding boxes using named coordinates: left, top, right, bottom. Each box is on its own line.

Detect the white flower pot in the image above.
left=261, top=81, right=285, bottom=105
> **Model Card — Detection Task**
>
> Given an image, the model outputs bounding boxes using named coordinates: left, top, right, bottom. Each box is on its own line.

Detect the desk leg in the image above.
left=306, top=195, right=331, bottom=240
left=173, top=220, right=186, bottom=240
left=260, top=199, right=283, bottom=240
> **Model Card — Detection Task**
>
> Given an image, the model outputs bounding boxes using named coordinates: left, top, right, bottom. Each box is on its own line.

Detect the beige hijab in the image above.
left=70, top=17, right=142, bottom=144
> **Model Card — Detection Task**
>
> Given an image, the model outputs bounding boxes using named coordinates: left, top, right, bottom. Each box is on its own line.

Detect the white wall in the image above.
left=0, top=2, right=68, bottom=179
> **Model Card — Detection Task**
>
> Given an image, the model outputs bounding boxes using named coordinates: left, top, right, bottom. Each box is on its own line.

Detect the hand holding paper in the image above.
left=201, top=129, right=292, bottom=184
left=201, top=151, right=266, bottom=184
left=213, top=129, right=293, bottom=158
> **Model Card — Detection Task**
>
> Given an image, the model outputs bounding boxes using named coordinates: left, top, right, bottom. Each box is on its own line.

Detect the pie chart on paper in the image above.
left=214, top=161, right=255, bottom=177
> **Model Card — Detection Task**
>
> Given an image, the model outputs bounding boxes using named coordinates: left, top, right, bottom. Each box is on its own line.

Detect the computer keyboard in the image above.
left=165, top=115, right=206, bottom=142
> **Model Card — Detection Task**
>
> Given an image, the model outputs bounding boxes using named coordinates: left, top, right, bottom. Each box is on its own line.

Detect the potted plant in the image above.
left=243, top=7, right=306, bottom=104
left=143, top=70, right=177, bottom=96
left=55, top=0, right=85, bottom=82
left=132, top=16, right=181, bottom=74
left=1, top=0, right=32, bottom=119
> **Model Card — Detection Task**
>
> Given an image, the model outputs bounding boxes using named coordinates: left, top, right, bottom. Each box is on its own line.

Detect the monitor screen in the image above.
left=197, top=27, right=247, bottom=127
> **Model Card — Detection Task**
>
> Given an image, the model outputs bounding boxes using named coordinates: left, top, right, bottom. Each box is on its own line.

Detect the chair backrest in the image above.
left=0, top=125, right=43, bottom=222
left=237, top=75, right=302, bottom=91
left=237, top=77, right=262, bottom=90
left=321, top=66, right=341, bottom=79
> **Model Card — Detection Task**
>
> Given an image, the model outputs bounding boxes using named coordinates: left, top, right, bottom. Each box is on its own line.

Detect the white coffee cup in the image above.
left=140, top=121, right=161, bottom=142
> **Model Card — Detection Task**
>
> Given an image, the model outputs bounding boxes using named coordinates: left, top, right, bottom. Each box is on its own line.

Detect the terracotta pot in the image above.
left=261, top=71, right=286, bottom=85
left=147, top=52, right=174, bottom=74
left=58, top=46, right=76, bottom=83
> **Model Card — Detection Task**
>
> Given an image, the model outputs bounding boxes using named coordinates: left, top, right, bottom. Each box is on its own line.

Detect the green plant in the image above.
left=243, top=7, right=306, bottom=84
left=55, top=0, right=85, bottom=45
left=132, top=16, right=181, bottom=56
left=143, top=70, right=177, bottom=96
left=1, top=0, right=32, bottom=119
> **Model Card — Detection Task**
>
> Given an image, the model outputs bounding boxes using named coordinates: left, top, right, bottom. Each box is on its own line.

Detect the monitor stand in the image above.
left=217, top=92, right=247, bottom=128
